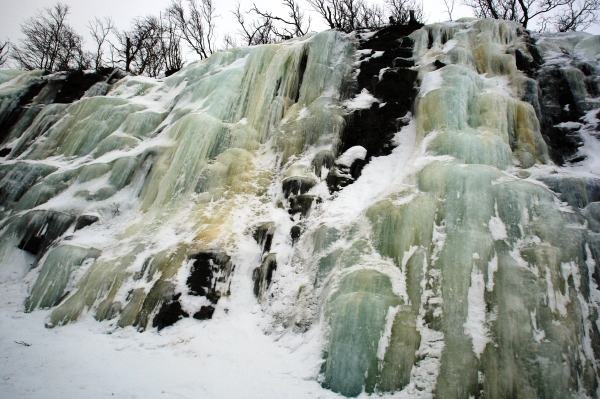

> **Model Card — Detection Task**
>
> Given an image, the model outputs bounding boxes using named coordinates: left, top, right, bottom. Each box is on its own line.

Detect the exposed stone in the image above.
left=537, top=66, right=586, bottom=164
left=74, top=215, right=99, bottom=231
left=433, top=59, right=446, bottom=70
left=515, top=29, right=543, bottom=77
left=289, top=194, right=321, bottom=217
left=290, top=225, right=302, bottom=244
left=0, top=69, right=117, bottom=148
left=282, top=176, right=316, bottom=198
left=339, top=24, right=419, bottom=160
left=193, top=305, right=215, bottom=320
left=42, top=69, right=114, bottom=104
left=252, top=222, right=275, bottom=253
left=0, top=77, right=46, bottom=145
left=326, top=146, right=367, bottom=192
left=253, top=253, right=278, bottom=298
left=152, top=293, right=188, bottom=331
left=393, top=57, right=414, bottom=68
left=187, top=252, right=233, bottom=304
left=165, top=68, right=181, bottom=77
left=311, top=150, right=335, bottom=177
left=16, top=210, right=75, bottom=257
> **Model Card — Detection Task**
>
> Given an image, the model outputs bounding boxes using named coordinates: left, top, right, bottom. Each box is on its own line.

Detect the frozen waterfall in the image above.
left=1, top=19, right=600, bottom=399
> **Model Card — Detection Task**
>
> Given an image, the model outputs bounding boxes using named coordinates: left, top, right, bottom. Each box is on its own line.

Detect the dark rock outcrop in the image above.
left=15, top=210, right=75, bottom=257
left=282, top=176, right=316, bottom=198
left=338, top=24, right=421, bottom=160
left=253, top=253, right=278, bottom=298
left=193, top=305, right=215, bottom=320
left=74, top=214, right=99, bottom=231
left=152, top=251, right=234, bottom=330
left=187, top=252, right=233, bottom=304
left=153, top=293, right=189, bottom=331
left=289, top=194, right=321, bottom=217
left=253, top=222, right=275, bottom=253
left=520, top=31, right=598, bottom=166
left=290, top=225, right=302, bottom=244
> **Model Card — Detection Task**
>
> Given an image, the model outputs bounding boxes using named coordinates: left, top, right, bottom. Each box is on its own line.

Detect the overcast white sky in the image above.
left=0, top=0, right=476, bottom=40
left=0, top=0, right=598, bottom=61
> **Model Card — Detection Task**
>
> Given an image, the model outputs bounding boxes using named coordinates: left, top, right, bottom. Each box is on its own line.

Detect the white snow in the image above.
left=463, top=267, right=489, bottom=358
left=488, top=203, right=507, bottom=241
left=530, top=309, right=546, bottom=343
left=336, top=146, right=367, bottom=167
left=344, top=88, right=378, bottom=109
left=0, top=252, right=340, bottom=399
left=486, top=254, right=498, bottom=292
left=377, top=305, right=399, bottom=362
left=319, top=118, right=420, bottom=226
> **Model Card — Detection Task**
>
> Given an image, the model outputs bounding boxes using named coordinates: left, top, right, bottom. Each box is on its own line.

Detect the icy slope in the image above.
left=1, top=19, right=600, bottom=399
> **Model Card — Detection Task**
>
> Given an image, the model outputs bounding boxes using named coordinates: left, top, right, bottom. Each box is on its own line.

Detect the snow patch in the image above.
left=464, top=267, right=489, bottom=358
left=344, top=88, right=378, bottom=109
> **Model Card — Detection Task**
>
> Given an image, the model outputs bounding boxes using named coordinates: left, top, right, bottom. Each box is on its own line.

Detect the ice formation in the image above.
left=1, top=18, right=600, bottom=398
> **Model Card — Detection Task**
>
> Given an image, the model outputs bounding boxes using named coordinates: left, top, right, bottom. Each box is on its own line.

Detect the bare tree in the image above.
left=88, top=17, right=114, bottom=70
left=306, top=0, right=360, bottom=31
left=112, top=16, right=162, bottom=75
left=56, top=27, right=90, bottom=71
left=308, top=0, right=421, bottom=32
left=159, top=12, right=183, bottom=75
left=11, top=2, right=87, bottom=71
left=465, top=0, right=566, bottom=27
left=223, top=34, right=238, bottom=49
left=0, top=41, right=9, bottom=67
left=357, top=3, right=386, bottom=28
left=168, top=0, right=216, bottom=59
left=441, top=0, right=456, bottom=20
left=464, top=0, right=598, bottom=29
left=554, top=0, right=600, bottom=31
left=250, top=0, right=311, bottom=39
left=233, top=2, right=277, bottom=45
left=385, top=0, right=423, bottom=24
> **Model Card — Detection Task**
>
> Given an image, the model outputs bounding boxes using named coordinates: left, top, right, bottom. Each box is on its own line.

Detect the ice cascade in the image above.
left=1, top=19, right=600, bottom=398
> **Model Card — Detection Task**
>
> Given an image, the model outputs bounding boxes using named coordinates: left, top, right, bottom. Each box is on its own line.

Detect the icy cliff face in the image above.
left=1, top=19, right=600, bottom=398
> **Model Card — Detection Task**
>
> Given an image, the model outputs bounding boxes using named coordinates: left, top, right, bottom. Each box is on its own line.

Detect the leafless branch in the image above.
left=250, top=0, right=311, bottom=39
left=0, top=40, right=9, bottom=67
left=168, top=0, right=215, bottom=59
left=308, top=0, right=422, bottom=32
left=88, top=17, right=114, bottom=70
left=385, top=0, right=423, bottom=24
left=442, top=0, right=456, bottom=20
left=11, top=2, right=88, bottom=71
left=112, top=16, right=162, bottom=75
left=554, top=0, right=600, bottom=31
left=159, top=12, right=183, bottom=75
left=233, top=2, right=277, bottom=45
left=464, top=0, right=596, bottom=29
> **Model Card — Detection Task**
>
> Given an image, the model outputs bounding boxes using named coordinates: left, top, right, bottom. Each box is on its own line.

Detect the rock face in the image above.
left=1, top=20, right=600, bottom=398
left=153, top=251, right=233, bottom=330
left=339, top=23, right=421, bottom=159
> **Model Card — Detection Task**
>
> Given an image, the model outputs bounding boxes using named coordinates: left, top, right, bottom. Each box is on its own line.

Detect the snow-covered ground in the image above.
left=0, top=264, right=340, bottom=399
